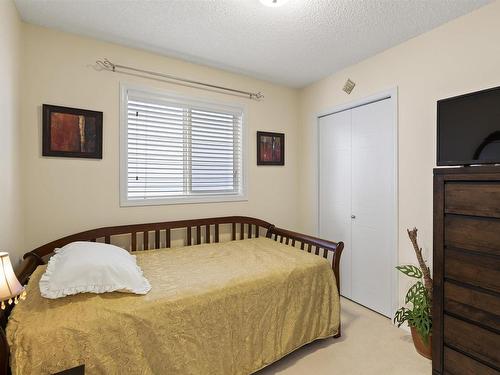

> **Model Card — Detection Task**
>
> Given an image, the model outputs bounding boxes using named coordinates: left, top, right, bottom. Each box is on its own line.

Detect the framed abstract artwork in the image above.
left=257, top=131, right=284, bottom=166
left=42, top=104, right=103, bottom=159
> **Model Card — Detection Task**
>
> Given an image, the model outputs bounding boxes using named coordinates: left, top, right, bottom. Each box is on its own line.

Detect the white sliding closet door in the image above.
left=350, top=99, right=395, bottom=317
left=318, top=110, right=352, bottom=298
left=319, top=97, right=395, bottom=317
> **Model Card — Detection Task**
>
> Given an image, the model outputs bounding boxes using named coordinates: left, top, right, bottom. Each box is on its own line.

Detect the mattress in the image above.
left=7, top=237, right=339, bottom=374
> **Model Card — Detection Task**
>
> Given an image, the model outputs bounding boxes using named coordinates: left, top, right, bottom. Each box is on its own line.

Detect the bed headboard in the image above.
left=27, top=216, right=274, bottom=257
left=1, top=216, right=344, bottom=375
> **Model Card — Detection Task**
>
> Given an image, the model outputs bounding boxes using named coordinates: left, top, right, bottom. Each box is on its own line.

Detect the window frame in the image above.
left=120, top=83, right=248, bottom=207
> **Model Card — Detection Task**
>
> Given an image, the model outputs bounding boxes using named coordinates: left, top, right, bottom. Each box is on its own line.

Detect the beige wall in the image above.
left=20, top=25, right=301, bottom=251
left=0, top=1, right=23, bottom=263
left=298, top=1, right=500, bottom=304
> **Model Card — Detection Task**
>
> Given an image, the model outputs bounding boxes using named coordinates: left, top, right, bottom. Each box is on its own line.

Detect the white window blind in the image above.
left=121, top=87, right=245, bottom=206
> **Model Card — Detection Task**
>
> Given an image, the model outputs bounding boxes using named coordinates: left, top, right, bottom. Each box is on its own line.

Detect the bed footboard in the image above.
left=268, top=226, right=343, bottom=294
left=268, top=226, right=344, bottom=338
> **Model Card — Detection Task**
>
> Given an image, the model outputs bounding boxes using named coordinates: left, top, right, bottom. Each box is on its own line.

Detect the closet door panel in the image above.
left=350, top=98, right=395, bottom=317
left=318, top=110, right=352, bottom=297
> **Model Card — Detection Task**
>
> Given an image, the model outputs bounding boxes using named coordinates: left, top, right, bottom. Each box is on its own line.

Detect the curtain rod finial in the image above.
left=253, top=92, right=264, bottom=100
left=94, top=58, right=115, bottom=72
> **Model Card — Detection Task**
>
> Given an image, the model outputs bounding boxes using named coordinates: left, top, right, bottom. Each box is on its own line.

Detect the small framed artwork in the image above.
left=257, top=131, right=284, bottom=166
left=42, top=104, right=103, bottom=159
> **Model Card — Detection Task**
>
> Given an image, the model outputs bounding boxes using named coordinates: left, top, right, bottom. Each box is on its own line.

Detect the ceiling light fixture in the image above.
left=259, top=0, right=289, bottom=8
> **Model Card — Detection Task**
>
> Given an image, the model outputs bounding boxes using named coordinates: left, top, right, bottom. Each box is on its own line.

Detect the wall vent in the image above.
left=343, top=79, right=355, bottom=94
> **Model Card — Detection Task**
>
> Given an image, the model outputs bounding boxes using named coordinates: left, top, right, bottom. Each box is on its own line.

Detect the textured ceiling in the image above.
left=14, top=0, right=491, bottom=87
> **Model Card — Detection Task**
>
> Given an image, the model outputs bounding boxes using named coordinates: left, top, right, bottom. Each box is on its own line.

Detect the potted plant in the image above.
left=394, top=228, right=433, bottom=359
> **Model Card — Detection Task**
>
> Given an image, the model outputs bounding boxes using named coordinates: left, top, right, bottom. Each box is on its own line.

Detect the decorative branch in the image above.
left=407, top=228, right=432, bottom=302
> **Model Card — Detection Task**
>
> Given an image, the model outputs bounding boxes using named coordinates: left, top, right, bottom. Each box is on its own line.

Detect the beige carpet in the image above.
left=256, top=298, right=431, bottom=375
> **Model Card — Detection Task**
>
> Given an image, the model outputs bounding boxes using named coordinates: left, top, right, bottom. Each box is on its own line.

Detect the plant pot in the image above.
left=410, top=326, right=432, bottom=359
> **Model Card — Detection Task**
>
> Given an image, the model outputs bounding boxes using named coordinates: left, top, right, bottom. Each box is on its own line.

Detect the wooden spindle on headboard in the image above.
left=248, top=224, right=252, bottom=238
left=131, top=232, right=137, bottom=251
left=165, top=228, right=171, bottom=248
left=187, top=227, right=192, bottom=246
left=215, top=224, right=220, bottom=243
left=240, top=223, right=244, bottom=240
left=255, top=225, right=259, bottom=238
left=196, top=226, right=201, bottom=245
left=155, top=230, right=160, bottom=249
left=205, top=225, right=210, bottom=243
left=105, top=235, right=110, bottom=244
left=232, top=223, right=236, bottom=241
left=143, top=231, right=149, bottom=250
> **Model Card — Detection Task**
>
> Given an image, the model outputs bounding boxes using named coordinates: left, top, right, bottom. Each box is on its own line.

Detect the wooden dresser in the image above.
left=433, top=166, right=500, bottom=375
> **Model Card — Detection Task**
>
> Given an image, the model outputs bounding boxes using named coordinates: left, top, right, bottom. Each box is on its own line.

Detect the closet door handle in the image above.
left=351, top=215, right=356, bottom=219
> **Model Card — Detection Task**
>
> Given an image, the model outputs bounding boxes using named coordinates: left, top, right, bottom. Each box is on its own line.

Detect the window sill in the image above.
left=120, top=193, right=248, bottom=207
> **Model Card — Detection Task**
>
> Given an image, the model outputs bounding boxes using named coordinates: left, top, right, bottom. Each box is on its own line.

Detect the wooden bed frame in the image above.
left=0, top=216, right=344, bottom=374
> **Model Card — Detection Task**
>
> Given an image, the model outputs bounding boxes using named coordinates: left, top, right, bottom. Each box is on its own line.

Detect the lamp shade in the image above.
left=0, top=252, right=24, bottom=303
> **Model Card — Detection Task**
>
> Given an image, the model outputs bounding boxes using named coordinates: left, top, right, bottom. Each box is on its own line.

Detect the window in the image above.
left=120, top=85, right=246, bottom=206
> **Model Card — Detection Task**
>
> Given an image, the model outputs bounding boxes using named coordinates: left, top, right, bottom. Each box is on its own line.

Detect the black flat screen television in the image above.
left=437, top=85, right=500, bottom=166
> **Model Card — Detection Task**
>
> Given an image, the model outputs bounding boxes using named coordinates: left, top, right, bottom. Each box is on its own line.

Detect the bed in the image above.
left=0, top=216, right=343, bottom=375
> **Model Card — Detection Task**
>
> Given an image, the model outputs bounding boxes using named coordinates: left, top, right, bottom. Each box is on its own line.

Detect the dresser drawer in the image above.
left=444, top=248, right=500, bottom=293
left=444, top=281, right=500, bottom=332
left=445, top=215, right=500, bottom=256
left=444, top=315, right=500, bottom=369
left=445, top=182, right=500, bottom=218
left=444, top=347, right=498, bottom=375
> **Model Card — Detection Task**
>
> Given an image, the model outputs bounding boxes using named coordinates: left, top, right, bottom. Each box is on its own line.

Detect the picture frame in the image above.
left=257, top=131, right=284, bottom=166
left=42, top=104, right=103, bottom=159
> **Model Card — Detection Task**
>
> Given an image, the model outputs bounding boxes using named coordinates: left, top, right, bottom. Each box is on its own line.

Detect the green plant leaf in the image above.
left=405, top=281, right=426, bottom=304
left=413, top=312, right=432, bottom=343
left=394, top=307, right=410, bottom=327
left=396, top=265, right=423, bottom=278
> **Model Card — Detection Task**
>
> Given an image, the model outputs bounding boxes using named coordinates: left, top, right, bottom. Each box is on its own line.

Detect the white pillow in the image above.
left=39, top=241, right=151, bottom=299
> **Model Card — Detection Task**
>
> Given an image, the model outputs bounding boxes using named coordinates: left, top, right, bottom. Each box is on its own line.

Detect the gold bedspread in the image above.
left=7, top=237, right=339, bottom=375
